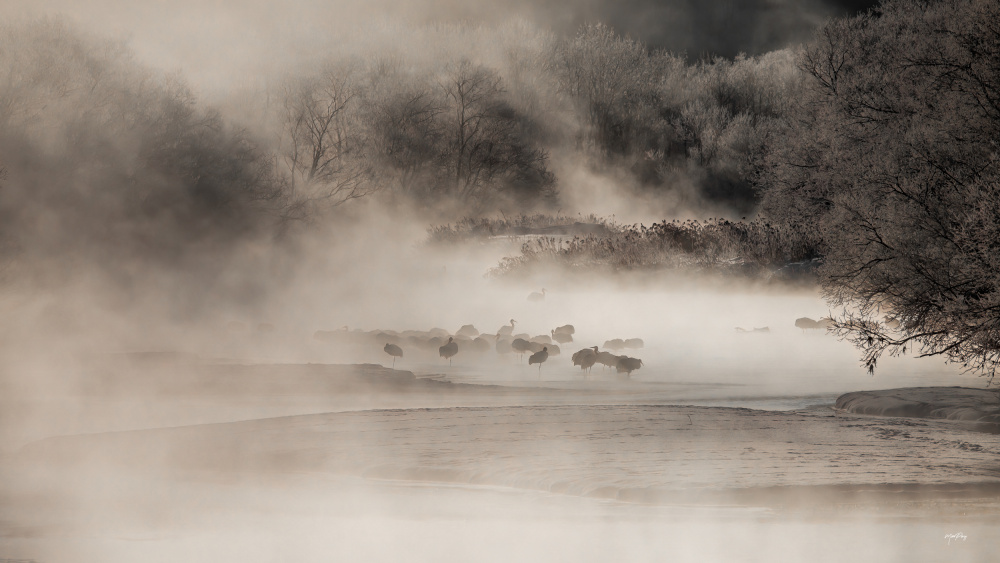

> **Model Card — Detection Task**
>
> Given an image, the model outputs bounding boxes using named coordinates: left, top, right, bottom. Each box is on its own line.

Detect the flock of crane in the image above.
left=309, top=291, right=836, bottom=380
left=311, top=314, right=839, bottom=378
left=315, top=319, right=645, bottom=377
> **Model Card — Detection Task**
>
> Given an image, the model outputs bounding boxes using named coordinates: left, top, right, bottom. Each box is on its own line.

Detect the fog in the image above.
left=1, top=1, right=996, bottom=562
left=2, top=214, right=990, bottom=561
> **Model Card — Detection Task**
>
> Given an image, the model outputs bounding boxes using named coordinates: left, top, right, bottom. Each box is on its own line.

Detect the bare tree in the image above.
left=279, top=62, right=372, bottom=217
left=557, top=24, right=660, bottom=156
left=362, top=59, right=444, bottom=198
left=440, top=60, right=505, bottom=198
left=439, top=60, right=552, bottom=205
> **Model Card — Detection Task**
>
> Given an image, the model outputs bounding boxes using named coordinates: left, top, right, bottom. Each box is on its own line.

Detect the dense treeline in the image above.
left=270, top=53, right=557, bottom=216
left=558, top=25, right=800, bottom=212
left=0, top=17, right=798, bottom=285
left=262, top=22, right=799, bottom=215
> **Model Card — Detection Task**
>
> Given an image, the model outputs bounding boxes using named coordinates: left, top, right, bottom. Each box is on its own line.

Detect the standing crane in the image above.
left=572, top=346, right=599, bottom=373
left=498, top=319, right=517, bottom=337
left=439, top=337, right=458, bottom=365
left=383, top=343, right=403, bottom=368
left=528, top=346, right=549, bottom=374
left=616, top=356, right=643, bottom=377
left=511, top=338, right=532, bottom=362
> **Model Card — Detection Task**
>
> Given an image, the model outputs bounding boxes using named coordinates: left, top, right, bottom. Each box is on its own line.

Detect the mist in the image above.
left=1, top=1, right=997, bottom=562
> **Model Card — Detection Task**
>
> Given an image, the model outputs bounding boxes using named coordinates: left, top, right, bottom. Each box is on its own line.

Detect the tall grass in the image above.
left=484, top=217, right=824, bottom=278
left=427, top=213, right=611, bottom=244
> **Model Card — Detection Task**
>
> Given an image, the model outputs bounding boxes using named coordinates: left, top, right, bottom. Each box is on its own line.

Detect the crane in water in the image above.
left=456, top=324, right=479, bottom=337
left=551, top=330, right=573, bottom=344
left=795, top=317, right=833, bottom=332
left=528, top=288, right=546, bottom=301
left=616, top=356, right=643, bottom=377
left=498, top=319, right=517, bottom=337
left=439, top=337, right=458, bottom=365
left=529, top=346, right=548, bottom=373
left=603, top=338, right=626, bottom=351
left=551, top=325, right=574, bottom=344
left=495, top=334, right=513, bottom=355
left=596, top=350, right=619, bottom=370
left=470, top=336, right=492, bottom=354
left=795, top=317, right=819, bottom=331
left=511, top=338, right=532, bottom=362
left=383, top=343, right=403, bottom=368
left=572, top=346, right=599, bottom=373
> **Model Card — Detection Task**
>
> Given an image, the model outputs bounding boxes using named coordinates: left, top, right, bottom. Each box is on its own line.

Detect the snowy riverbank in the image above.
left=836, top=386, right=1000, bottom=426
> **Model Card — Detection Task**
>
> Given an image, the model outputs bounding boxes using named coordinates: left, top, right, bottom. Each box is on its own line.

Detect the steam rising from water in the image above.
left=0, top=2, right=991, bottom=562
left=0, top=219, right=989, bottom=562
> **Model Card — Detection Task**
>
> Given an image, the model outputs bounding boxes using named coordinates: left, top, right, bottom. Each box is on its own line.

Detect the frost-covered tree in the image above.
left=278, top=62, right=374, bottom=218
left=557, top=23, right=661, bottom=156
left=759, top=0, right=1000, bottom=379
left=438, top=59, right=553, bottom=205
left=362, top=58, right=444, bottom=198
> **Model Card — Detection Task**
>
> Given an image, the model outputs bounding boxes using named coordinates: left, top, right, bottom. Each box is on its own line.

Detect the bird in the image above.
left=384, top=343, right=403, bottom=368
left=375, top=331, right=401, bottom=345
left=457, top=324, right=479, bottom=337
left=551, top=329, right=573, bottom=344
left=553, top=324, right=575, bottom=335
left=623, top=338, right=644, bottom=349
left=616, top=356, right=643, bottom=376
left=596, top=350, right=619, bottom=370
left=511, top=338, right=532, bottom=362
left=528, top=346, right=549, bottom=373
left=439, top=337, right=458, bottom=365
left=572, top=346, right=599, bottom=373
left=603, top=338, right=626, bottom=351
left=498, top=319, right=517, bottom=337
left=495, top=334, right=513, bottom=355
left=794, top=317, right=817, bottom=331
left=527, top=341, right=546, bottom=353
left=795, top=317, right=832, bottom=332
left=528, top=288, right=546, bottom=302
left=470, top=336, right=492, bottom=354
